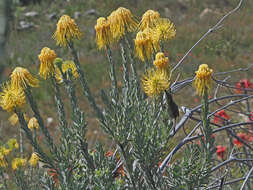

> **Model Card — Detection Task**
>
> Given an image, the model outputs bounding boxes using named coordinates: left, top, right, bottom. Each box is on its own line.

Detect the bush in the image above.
left=0, top=2, right=252, bottom=189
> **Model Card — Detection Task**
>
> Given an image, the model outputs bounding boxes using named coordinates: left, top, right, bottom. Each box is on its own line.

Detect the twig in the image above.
left=171, top=0, right=244, bottom=74
left=240, top=166, right=253, bottom=190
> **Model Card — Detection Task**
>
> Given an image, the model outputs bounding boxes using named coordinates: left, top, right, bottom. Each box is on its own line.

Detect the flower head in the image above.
left=0, top=146, right=11, bottom=156
left=154, top=18, right=176, bottom=42
left=28, top=117, right=39, bottom=131
left=233, top=133, right=253, bottom=148
left=193, top=64, right=213, bottom=96
left=108, top=7, right=137, bottom=41
left=8, top=138, right=19, bottom=150
left=153, top=52, right=169, bottom=70
left=53, top=15, right=82, bottom=47
left=29, top=153, right=39, bottom=167
left=55, top=60, right=79, bottom=83
left=10, top=67, right=39, bottom=90
left=38, top=47, right=57, bottom=79
left=213, top=110, right=230, bottom=125
left=139, top=10, right=160, bottom=30
left=95, top=17, right=113, bottom=49
left=142, top=68, right=170, bottom=98
left=9, top=113, right=29, bottom=126
left=135, top=28, right=160, bottom=61
left=216, top=145, right=226, bottom=160
left=0, top=82, right=26, bottom=112
left=235, top=79, right=253, bottom=94
left=0, top=154, right=8, bottom=168
left=12, top=158, right=27, bottom=170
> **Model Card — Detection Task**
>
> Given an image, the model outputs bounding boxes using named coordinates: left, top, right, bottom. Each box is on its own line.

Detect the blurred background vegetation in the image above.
left=0, top=0, right=252, bottom=147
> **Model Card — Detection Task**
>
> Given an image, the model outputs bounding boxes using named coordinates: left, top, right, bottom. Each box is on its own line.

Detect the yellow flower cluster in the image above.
left=95, top=7, right=137, bottom=49
left=53, top=15, right=82, bottom=47
left=55, top=60, right=79, bottom=82
left=0, top=146, right=11, bottom=156
left=0, top=154, right=8, bottom=168
left=135, top=10, right=176, bottom=62
left=139, top=10, right=160, bottom=30
left=28, top=117, right=39, bottom=131
left=0, top=66, right=39, bottom=113
left=95, top=17, right=112, bottom=50
left=29, top=153, right=39, bottom=167
left=38, top=47, right=57, bottom=79
left=142, top=68, right=170, bottom=98
left=154, top=18, right=176, bottom=43
left=12, top=157, right=27, bottom=170
left=108, top=7, right=138, bottom=41
left=193, top=64, right=213, bottom=96
left=9, top=113, right=29, bottom=126
left=0, top=82, right=26, bottom=112
left=153, top=52, right=169, bottom=70
left=7, top=138, right=19, bottom=150
left=11, top=67, right=39, bottom=89
left=134, top=28, right=159, bottom=61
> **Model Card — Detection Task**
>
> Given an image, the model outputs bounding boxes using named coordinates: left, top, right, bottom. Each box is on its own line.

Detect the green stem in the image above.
left=201, top=88, right=213, bottom=155
left=68, top=42, right=104, bottom=123
left=120, top=40, right=129, bottom=90
left=106, top=46, right=118, bottom=101
left=24, top=87, right=57, bottom=154
left=15, top=110, right=55, bottom=169
left=51, top=76, right=68, bottom=130
left=124, top=36, right=137, bottom=80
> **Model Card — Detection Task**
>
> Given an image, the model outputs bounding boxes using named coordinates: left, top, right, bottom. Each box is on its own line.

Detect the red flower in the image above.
left=233, top=133, right=253, bottom=148
left=213, top=110, right=230, bottom=125
left=105, top=150, right=114, bottom=157
left=235, top=79, right=253, bottom=94
left=216, top=145, right=226, bottom=159
left=250, top=112, right=253, bottom=121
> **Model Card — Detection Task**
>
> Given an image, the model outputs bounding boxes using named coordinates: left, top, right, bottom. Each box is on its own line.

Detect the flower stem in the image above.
left=106, top=46, right=119, bottom=101
left=24, top=87, right=58, bottom=155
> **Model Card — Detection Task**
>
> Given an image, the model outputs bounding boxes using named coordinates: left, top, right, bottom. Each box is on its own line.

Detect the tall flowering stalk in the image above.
left=193, top=64, right=214, bottom=153
left=53, top=15, right=105, bottom=125
left=107, top=7, right=138, bottom=97
left=95, top=17, right=118, bottom=100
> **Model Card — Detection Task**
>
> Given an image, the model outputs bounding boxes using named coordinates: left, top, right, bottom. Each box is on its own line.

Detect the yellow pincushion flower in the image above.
left=11, top=158, right=27, bottom=170
left=28, top=117, right=39, bottom=131
left=142, top=68, right=170, bottom=98
left=55, top=60, right=79, bottom=83
left=0, top=82, right=26, bottom=112
left=38, top=47, right=57, bottom=79
left=139, top=10, right=160, bottom=31
left=9, top=113, right=29, bottom=126
left=10, top=67, right=39, bottom=90
left=134, top=28, right=160, bottom=61
left=53, top=15, right=82, bottom=47
left=108, top=7, right=138, bottom=41
left=153, top=52, right=169, bottom=70
left=154, top=18, right=176, bottom=42
left=29, top=153, right=39, bottom=167
left=8, top=113, right=19, bottom=126
left=193, top=64, right=213, bottom=96
left=95, top=17, right=113, bottom=50
left=0, top=146, right=11, bottom=156
left=7, top=138, right=19, bottom=150
left=0, top=154, right=8, bottom=168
